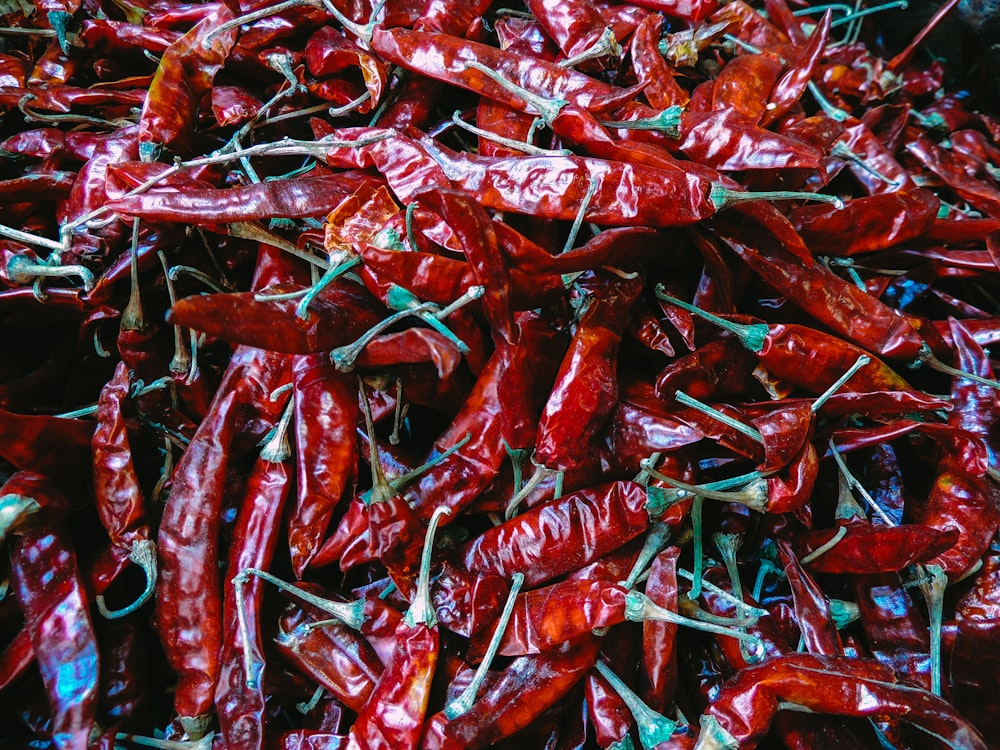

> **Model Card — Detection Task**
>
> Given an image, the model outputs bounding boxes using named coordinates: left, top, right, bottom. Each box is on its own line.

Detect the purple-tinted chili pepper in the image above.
left=9, top=512, right=98, bottom=750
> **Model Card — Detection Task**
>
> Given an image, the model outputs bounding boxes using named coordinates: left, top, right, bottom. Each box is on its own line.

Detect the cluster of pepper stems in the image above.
left=2, top=0, right=1000, bottom=746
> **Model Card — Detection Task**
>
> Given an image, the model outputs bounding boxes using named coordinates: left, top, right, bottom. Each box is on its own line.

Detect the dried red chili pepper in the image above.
left=166, top=281, right=385, bottom=354
left=7, top=481, right=98, bottom=750
left=697, top=652, right=987, bottom=749
left=457, top=481, right=678, bottom=588
left=107, top=172, right=381, bottom=224
left=534, top=270, right=644, bottom=473
left=921, top=320, right=1000, bottom=579
left=0, top=406, right=93, bottom=479
left=216, top=440, right=292, bottom=750
left=788, top=188, right=941, bottom=256
left=443, top=635, right=605, bottom=748
left=155, top=385, right=240, bottom=737
left=93, top=362, right=156, bottom=617
left=137, top=4, right=238, bottom=158
left=273, top=602, right=383, bottom=714
left=346, top=507, right=449, bottom=749
left=369, top=27, right=640, bottom=115
left=630, top=13, right=688, bottom=110
left=288, top=354, right=358, bottom=577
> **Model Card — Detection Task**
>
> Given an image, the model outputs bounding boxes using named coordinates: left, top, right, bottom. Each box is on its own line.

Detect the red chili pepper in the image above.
left=630, top=0, right=717, bottom=22
left=80, top=19, right=180, bottom=55
left=852, top=572, right=933, bottom=691
left=215, top=446, right=292, bottom=750
left=0, top=170, right=75, bottom=205
left=630, top=13, right=688, bottom=109
left=778, top=540, right=843, bottom=656
left=8, top=487, right=98, bottom=750
left=788, top=188, right=941, bottom=256
left=166, top=281, right=385, bottom=354
left=156, top=385, right=240, bottom=735
left=655, top=339, right=760, bottom=402
left=416, top=187, right=514, bottom=347
left=98, top=618, right=151, bottom=733
left=526, top=0, right=618, bottom=74
left=711, top=209, right=933, bottom=361
left=712, top=51, right=784, bottom=125
left=305, top=26, right=388, bottom=107
left=457, top=481, right=672, bottom=587
left=288, top=354, right=358, bottom=577
left=107, top=172, right=381, bottom=224
left=0, top=625, right=34, bottom=693
left=273, top=602, right=383, bottom=714
left=443, top=635, right=605, bottom=748
left=92, top=361, right=156, bottom=618
left=586, top=627, right=639, bottom=749
left=761, top=12, right=831, bottom=127
left=920, top=320, right=1000, bottom=579
left=836, top=120, right=914, bottom=195
left=0, top=406, right=94, bottom=479
left=697, top=652, right=988, bottom=749
left=677, top=109, right=825, bottom=172
left=907, top=135, right=1000, bottom=217
left=346, top=507, right=448, bottom=749
left=534, top=270, right=643, bottom=472
left=137, top=4, right=238, bottom=158
left=641, top=547, right=680, bottom=713
left=796, top=521, right=959, bottom=575
left=369, top=28, right=641, bottom=115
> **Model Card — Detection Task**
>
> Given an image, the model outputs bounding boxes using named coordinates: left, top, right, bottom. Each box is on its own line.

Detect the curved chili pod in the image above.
left=273, top=604, right=382, bottom=714
left=697, top=653, right=988, bottom=749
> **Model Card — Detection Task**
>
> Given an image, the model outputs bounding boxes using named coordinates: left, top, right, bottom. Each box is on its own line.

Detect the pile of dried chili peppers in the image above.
left=4, top=0, right=1000, bottom=746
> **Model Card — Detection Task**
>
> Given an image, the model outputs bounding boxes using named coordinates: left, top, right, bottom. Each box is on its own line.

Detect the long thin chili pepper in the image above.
left=288, top=354, right=358, bottom=577
left=166, top=282, right=386, bottom=354
left=92, top=361, right=156, bottom=618
left=155, top=385, right=240, bottom=737
left=216, top=438, right=292, bottom=750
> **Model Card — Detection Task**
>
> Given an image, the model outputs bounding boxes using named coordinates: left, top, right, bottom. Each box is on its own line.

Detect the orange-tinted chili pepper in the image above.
left=137, top=4, right=237, bottom=158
